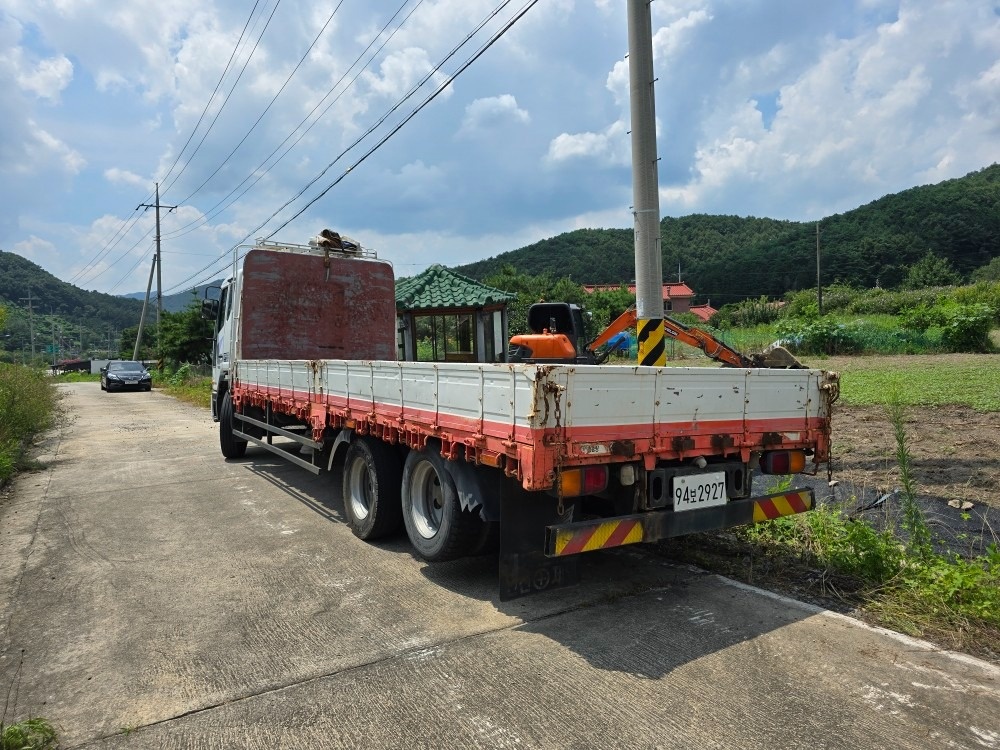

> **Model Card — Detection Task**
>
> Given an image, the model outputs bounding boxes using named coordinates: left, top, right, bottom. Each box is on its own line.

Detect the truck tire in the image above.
left=401, top=448, right=481, bottom=562
left=342, top=437, right=403, bottom=540
left=219, top=391, right=248, bottom=459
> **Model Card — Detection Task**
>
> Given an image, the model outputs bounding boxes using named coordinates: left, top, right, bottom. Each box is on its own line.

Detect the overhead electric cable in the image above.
left=157, top=0, right=264, bottom=190
left=263, top=0, right=516, bottom=230
left=160, top=0, right=283, bottom=197
left=161, top=0, right=423, bottom=241
left=163, top=0, right=535, bottom=294
left=266, top=0, right=539, bottom=237
left=69, top=2, right=265, bottom=287
left=170, top=0, right=347, bottom=208
left=79, top=226, right=156, bottom=288
left=105, top=243, right=155, bottom=295
left=67, top=203, right=150, bottom=284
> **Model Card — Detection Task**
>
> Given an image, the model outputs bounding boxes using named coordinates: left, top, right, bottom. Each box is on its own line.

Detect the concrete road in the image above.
left=1, top=383, right=998, bottom=749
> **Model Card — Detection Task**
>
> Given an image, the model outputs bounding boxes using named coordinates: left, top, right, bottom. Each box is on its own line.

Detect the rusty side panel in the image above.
left=240, top=249, right=397, bottom=361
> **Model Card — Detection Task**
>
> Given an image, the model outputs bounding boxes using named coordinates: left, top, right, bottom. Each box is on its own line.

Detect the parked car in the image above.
left=100, top=360, right=152, bottom=392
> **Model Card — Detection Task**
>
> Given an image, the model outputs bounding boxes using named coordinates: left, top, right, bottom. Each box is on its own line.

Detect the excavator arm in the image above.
left=586, top=305, right=763, bottom=368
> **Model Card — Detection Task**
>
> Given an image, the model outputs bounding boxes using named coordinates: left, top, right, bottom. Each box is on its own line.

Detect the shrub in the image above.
left=0, top=365, right=56, bottom=484
left=712, top=296, right=782, bottom=329
left=775, top=318, right=863, bottom=355
left=940, top=304, right=995, bottom=353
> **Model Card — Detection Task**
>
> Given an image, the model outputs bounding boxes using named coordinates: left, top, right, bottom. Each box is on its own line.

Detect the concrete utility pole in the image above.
left=816, top=221, right=823, bottom=316
left=19, top=291, right=36, bottom=359
left=137, top=183, right=177, bottom=368
left=50, top=308, right=57, bottom=369
left=627, top=0, right=665, bottom=366
left=133, top=255, right=157, bottom=362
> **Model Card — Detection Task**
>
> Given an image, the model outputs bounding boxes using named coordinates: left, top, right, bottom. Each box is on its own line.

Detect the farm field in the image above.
left=801, top=353, right=1000, bottom=510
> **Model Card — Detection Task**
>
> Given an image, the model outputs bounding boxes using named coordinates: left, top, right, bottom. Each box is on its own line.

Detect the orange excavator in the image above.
left=508, top=302, right=802, bottom=368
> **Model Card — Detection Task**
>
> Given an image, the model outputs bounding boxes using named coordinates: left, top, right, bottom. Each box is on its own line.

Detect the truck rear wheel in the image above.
left=342, top=437, right=402, bottom=540
left=219, top=391, right=247, bottom=459
left=402, top=448, right=481, bottom=562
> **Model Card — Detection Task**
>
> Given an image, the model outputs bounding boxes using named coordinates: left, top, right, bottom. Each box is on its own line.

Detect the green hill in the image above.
left=457, top=164, right=1000, bottom=304
left=0, top=251, right=146, bottom=359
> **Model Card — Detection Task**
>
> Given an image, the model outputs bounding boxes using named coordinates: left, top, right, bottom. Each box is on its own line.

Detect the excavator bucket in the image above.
left=750, top=344, right=805, bottom=369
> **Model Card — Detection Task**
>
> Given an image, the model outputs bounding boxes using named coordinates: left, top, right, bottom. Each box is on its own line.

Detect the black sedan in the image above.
left=101, top=361, right=153, bottom=392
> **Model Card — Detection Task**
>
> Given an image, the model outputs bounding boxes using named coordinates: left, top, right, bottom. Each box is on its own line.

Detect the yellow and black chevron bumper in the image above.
left=544, top=488, right=815, bottom=557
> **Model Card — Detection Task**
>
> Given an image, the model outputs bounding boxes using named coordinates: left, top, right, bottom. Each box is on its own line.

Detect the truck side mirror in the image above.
left=201, top=299, right=219, bottom=320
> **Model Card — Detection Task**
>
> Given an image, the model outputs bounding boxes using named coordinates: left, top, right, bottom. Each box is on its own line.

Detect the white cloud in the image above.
left=459, top=94, right=529, bottom=136
left=16, top=53, right=73, bottom=100
left=546, top=121, right=629, bottom=166
left=362, top=47, right=451, bottom=101
left=17, top=123, right=86, bottom=175
left=104, top=167, right=148, bottom=188
left=11, top=235, right=56, bottom=262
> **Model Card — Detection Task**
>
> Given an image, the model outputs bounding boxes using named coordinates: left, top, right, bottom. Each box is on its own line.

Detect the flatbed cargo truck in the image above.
left=207, top=235, right=839, bottom=599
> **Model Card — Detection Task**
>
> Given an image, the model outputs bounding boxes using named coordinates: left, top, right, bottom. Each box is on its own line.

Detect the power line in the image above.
left=266, top=0, right=539, bottom=238
left=72, top=2, right=269, bottom=289
left=160, top=0, right=283, bottom=197
left=157, top=0, right=265, bottom=190
left=163, top=0, right=529, bottom=294
left=167, top=0, right=346, bottom=208
left=67, top=199, right=152, bottom=285
left=161, top=0, right=423, bottom=242
left=263, top=0, right=518, bottom=234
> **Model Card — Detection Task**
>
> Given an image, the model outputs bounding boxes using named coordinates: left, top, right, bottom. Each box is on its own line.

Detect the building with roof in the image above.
left=395, top=265, right=516, bottom=363
left=582, top=281, right=699, bottom=315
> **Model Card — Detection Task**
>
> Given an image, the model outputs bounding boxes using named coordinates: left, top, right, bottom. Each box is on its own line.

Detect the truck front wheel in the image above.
left=342, top=438, right=402, bottom=540
left=401, top=448, right=481, bottom=561
left=219, top=391, right=248, bottom=459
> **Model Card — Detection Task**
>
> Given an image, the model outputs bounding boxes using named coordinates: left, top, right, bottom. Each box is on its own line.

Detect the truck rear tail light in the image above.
left=760, top=450, right=806, bottom=474
left=558, top=466, right=609, bottom=497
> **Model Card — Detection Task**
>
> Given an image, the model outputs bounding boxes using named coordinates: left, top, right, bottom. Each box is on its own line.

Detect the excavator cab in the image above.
left=508, top=303, right=597, bottom=364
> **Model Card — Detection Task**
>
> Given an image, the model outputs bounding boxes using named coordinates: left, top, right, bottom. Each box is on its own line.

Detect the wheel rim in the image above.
left=346, top=455, right=373, bottom=521
left=410, top=461, right=444, bottom=539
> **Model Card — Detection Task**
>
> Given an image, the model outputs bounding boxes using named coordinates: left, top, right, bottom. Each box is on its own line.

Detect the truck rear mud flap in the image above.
left=543, top=488, right=815, bottom=559
left=499, top=480, right=580, bottom=601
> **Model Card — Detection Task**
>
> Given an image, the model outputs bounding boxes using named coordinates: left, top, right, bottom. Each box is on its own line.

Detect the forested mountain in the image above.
left=0, top=250, right=148, bottom=358
left=457, top=164, right=1000, bottom=305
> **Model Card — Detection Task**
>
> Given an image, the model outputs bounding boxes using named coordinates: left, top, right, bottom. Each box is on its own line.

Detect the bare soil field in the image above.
left=806, top=354, right=1000, bottom=512
left=833, top=402, right=1000, bottom=509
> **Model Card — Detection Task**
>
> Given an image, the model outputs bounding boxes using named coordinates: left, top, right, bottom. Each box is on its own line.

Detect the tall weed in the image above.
left=0, top=365, right=57, bottom=483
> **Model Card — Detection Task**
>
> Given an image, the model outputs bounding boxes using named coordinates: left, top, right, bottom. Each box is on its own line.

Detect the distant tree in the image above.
left=971, top=257, right=1000, bottom=282
left=902, top=251, right=962, bottom=289
left=160, top=301, right=213, bottom=366
left=585, top=285, right=635, bottom=331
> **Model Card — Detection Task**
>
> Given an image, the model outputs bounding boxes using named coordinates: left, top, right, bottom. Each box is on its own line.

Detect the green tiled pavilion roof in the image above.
left=395, top=264, right=516, bottom=311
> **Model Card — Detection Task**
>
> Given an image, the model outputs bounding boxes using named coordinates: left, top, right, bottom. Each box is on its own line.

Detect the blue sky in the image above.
left=1, top=0, right=998, bottom=296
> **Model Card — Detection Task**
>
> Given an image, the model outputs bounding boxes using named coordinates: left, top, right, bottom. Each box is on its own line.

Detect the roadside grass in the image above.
left=2, top=652, right=59, bottom=749
left=53, top=371, right=99, bottom=383
left=156, top=371, right=211, bottom=409
left=0, top=364, right=57, bottom=485
left=0, top=718, right=58, bottom=750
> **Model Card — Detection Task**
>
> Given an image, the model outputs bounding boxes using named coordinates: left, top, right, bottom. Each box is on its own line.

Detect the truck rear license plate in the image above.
left=673, top=472, right=727, bottom=511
